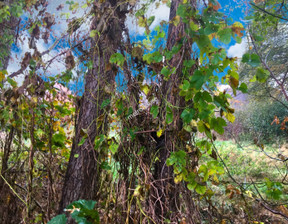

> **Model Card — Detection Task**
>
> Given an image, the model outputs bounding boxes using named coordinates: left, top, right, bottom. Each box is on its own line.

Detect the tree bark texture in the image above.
left=152, top=0, right=199, bottom=222
left=59, top=0, right=128, bottom=216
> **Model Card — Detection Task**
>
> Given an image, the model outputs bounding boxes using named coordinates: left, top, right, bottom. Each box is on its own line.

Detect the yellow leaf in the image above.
left=138, top=16, right=147, bottom=28
left=232, top=22, right=244, bottom=37
left=141, top=84, right=150, bottom=95
left=208, top=33, right=216, bottom=40
left=59, top=126, right=65, bottom=134
left=0, top=71, right=5, bottom=81
left=172, top=15, right=181, bottom=26
left=185, top=145, right=192, bottom=152
left=53, top=100, right=59, bottom=106
left=32, top=97, right=38, bottom=103
left=232, top=22, right=244, bottom=29
left=174, top=174, right=183, bottom=184
left=133, top=185, right=142, bottom=197
left=190, top=119, right=197, bottom=127
left=245, top=190, right=253, bottom=198
left=213, top=175, right=219, bottom=184
left=157, top=129, right=163, bottom=137
left=225, top=112, right=235, bottom=123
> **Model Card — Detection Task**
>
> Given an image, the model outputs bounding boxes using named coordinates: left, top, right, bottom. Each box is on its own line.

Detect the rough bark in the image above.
left=152, top=0, right=199, bottom=222
left=59, top=0, right=128, bottom=216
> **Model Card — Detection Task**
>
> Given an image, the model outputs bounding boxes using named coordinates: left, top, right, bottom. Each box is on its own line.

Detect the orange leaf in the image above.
left=271, top=115, right=280, bottom=125
left=208, top=0, right=221, bottom=11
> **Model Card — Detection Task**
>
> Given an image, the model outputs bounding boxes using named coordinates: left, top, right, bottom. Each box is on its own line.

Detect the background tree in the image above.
left=59, top=0, right=130, bottom=215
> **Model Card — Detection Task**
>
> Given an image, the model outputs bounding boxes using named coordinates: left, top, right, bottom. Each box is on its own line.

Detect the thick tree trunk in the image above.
left=59, top=0, right=128, bottom=215
left=152, top=0, right=198, bottom=222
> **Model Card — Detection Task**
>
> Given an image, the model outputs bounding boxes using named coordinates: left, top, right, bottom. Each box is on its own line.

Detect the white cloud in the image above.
left=217, top=84, right=230, bottom=92
left=46, top=0, right=90, bottom=38
left=126, top=1, right=170, bottom=35
left=227, top=37, right=248, bottom=58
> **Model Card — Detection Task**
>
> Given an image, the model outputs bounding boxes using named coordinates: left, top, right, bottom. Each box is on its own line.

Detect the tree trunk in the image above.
left=152, top=0, right=198, bottom=222
left=59, top=0, right=128, bottom=215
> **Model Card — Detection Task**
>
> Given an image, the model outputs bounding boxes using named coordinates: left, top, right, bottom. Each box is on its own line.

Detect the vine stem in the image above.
left=0, top=174, right=28, bottom=208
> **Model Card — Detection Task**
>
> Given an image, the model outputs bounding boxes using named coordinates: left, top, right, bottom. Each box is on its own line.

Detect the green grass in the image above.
left=210, top=140, right=288, bottom=202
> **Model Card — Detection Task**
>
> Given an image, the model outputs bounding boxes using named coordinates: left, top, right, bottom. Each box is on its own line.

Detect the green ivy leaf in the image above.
left=183, top=59, right=195, bottom=68
left=100, top=161, right=112, bottom=170
left=218, top=28, right=232, bottom=45
left=67, top=200, right=99, bottom=224
left=52, top=133, right=66, bottom=148
left=161, top=67, right=171, bottom=79
left=204, top=23, right=219, bottom=35
left=187, top=182, right=197, bottom=190
left=78, top=137, right=86, bottom=146
left=109, top=53, right=125, bottom=67
left=190, top=70, right=205, bottom=90
left=147, top=16, right=155, bottom=26
left=182, top=80, right=190, bottom=91
left=189, top=21, right=198, bottom=31
left=7, top=77, right=18, bottom=88
left=202, top=91, right=213, bottom=102
left=176, top=4, right=187, bottom=18
left=255, top=67, right=269, bottom=83
left=101, top=99, right=110, bottom=109
left=150, top=105, right=159, bottom=118
left=195, top=35, right=211, bottom=50
left=238, top=83, right=248, bottom=93
left=181, top=108, right=195, bottom=123
left=242, top=53, right=261, bottom=67
left=48, top=214, right=67, bottom=224
left=210, top=117, right=226, bottom=135
left=197, top=121, right=206, bottom=133
left=166, top=106, right=173, bottom=124
left=143, top=51, right=162, bottom=64
left=94, top=134, right=105, bottom=149
left=195, top=184, right=206, bottom=195
left=166, top=157, right=175, bottom=166
left=109, top=142, right=118, bottom=154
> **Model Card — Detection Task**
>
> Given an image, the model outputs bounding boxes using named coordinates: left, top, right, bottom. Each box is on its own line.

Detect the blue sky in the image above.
left=7, top=0, right=249, bottom=93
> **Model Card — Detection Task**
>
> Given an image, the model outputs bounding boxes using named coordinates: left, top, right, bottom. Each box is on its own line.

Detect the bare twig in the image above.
left=249, top=31, right=288, bottom=102
left=250, top=2, right=288, bottom=21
